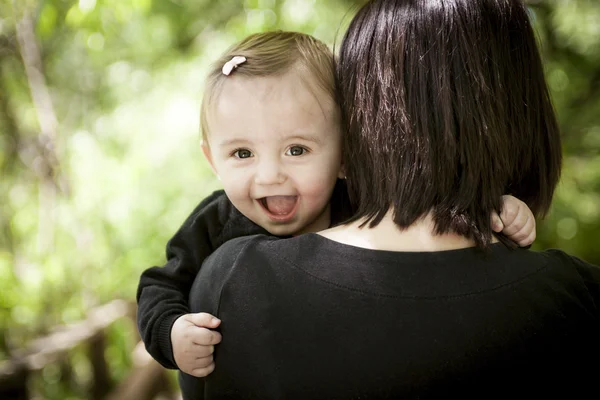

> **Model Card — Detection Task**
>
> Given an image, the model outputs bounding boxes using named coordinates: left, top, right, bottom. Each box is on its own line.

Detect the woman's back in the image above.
left=185, top=234, right=600, bottom=399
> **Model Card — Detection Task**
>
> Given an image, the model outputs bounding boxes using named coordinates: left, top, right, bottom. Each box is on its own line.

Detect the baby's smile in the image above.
left=258, top=196, right=299, bottom=222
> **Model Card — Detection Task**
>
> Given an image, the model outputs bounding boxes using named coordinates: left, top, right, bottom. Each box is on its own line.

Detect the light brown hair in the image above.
left=200, top=31, right=336, bottom=142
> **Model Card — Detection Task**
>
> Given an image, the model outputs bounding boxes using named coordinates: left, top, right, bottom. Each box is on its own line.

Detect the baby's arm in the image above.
left=136, top=190, right=266, bottom=373
left=493, top=195, right=536, bottom=247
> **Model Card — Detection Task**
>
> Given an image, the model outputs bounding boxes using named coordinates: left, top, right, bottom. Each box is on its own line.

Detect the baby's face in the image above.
left=204, top=69, right=343, bottom=236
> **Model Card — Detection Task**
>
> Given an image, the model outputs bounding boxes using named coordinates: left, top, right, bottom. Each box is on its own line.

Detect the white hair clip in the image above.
left=222, top=56, right=247, bottom=76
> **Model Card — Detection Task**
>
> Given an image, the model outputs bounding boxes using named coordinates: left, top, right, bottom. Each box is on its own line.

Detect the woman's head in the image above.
left=337, top=0, right=562, bottom=247
left=201, top=31, right=344, bottom=236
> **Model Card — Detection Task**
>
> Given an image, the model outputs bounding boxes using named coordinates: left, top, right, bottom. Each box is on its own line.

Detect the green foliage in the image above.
left=0, top=0, right=599, bottom=398
left=529, top=1, right=600, bottom=262
left=0, top=0, right=359, bottom=397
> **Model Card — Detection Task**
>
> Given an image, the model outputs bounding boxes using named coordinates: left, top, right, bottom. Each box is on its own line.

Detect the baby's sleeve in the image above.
left=136, top=190, right=265, bottom=368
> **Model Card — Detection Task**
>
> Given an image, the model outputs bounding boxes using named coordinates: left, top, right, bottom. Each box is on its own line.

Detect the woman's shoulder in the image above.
left=538, top=248, right=600, bottom=287
left=201, top=234, right=297, bottom=276
left=534, top=248, right=598, bottom=270
left=522, top=249, right=600, bottom=310
left=207, top=234, right=280, bottom=264
left=190, top=234, right=282, bottom=310
left=199, top=234, right=329, bottom=284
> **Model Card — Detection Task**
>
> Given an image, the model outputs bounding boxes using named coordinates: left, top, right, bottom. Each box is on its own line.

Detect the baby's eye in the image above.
left=286, top=146, right=307, bottom=156
left=233, top=149, right=253, bottom=159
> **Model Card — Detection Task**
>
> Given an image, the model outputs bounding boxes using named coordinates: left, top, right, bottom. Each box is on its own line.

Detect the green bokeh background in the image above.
left=1, top=0, right=599, bottom=398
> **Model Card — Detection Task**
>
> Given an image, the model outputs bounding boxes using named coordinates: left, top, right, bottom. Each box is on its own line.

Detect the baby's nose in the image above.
left=254, top=159, right=285, bottom=185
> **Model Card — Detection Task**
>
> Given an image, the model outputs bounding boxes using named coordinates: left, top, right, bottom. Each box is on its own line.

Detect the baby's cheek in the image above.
left=222, top=177, right=250, bottom=200
left=300, top=177, right=336, bottom=202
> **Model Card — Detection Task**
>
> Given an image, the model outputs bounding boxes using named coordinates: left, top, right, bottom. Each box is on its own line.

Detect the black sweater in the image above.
left=136, top=180, right=352, bottom=368
left=182, top=234, right=600, bottom=399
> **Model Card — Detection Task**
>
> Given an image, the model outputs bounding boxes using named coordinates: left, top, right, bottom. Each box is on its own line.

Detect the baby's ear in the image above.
left=201, top=140, right=219, bottom=178
left=337, top=163, right=346, bottom=180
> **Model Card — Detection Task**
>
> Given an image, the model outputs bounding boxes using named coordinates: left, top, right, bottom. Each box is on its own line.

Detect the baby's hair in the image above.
left=200, top=31, right=335, bottom=142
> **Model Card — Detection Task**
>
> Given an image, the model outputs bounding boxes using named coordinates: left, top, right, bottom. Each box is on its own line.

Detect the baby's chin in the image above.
left=263, top=224, right=305, bottom=237
left=258, top=208, right=331, bottom=237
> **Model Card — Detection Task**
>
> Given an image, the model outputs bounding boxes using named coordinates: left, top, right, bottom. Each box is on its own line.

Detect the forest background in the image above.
left=1, top=0, right=599, bottom=398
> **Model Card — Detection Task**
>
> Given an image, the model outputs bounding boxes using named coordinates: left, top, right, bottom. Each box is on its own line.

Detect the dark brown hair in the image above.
left=336, top=0, right=562, bottom=247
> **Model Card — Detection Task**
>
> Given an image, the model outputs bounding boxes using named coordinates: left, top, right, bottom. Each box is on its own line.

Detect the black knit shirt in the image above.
left=180, top=234, right=600, bottom=399
left=136, top=180, right=353, bottom=368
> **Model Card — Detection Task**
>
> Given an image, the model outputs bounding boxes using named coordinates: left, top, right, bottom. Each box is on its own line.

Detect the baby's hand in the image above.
left=171, top=312, right=222, bottom=377
left=492, top=195, right=536, bottom=247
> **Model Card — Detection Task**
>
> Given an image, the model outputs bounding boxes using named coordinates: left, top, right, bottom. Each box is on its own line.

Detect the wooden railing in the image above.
left=0, top=300, right=178, bottom=400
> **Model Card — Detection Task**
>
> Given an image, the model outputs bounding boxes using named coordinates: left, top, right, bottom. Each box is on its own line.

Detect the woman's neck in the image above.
left=319, top=209, right=495, bottom=252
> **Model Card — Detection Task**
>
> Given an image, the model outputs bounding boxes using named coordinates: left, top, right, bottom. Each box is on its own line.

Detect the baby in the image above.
left=136, top=31, right=536, bottom=378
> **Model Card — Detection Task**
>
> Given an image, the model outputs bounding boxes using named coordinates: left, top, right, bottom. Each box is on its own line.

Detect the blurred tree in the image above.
left=0, top=0, right=598, bottom=398
left=526, top=0, right=600, bottom=261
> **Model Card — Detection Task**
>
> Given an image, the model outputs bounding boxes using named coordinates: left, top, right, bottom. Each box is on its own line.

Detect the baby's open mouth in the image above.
left=259, top=196, right=298, bottom=217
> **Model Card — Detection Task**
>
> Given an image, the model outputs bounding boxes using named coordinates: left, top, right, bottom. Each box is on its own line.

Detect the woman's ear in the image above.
left=201, top=140, right=220, bottom=180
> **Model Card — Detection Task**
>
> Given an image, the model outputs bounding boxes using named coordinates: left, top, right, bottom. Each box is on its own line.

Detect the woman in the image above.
left=183, top=0, right=600, bottom=398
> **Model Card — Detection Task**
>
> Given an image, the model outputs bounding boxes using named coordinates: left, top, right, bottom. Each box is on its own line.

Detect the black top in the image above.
left=182, top=233, right=600, bottom=399
left=136, top=180, right=353, bottom=368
